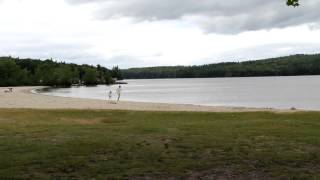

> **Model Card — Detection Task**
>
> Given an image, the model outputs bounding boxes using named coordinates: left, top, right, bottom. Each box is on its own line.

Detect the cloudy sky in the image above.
left=0, top=0, right=319, bottom=68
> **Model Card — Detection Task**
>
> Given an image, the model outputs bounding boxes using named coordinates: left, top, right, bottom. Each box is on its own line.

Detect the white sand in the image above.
left=0, top=86, right=296, bottom=112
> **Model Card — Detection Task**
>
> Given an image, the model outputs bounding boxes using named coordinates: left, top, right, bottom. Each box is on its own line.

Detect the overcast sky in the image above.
left=0, top=0, right=319, bottom=68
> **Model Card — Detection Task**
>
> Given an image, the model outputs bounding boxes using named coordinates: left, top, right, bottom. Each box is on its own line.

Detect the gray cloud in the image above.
left=66, top=0, right=320, bottom=34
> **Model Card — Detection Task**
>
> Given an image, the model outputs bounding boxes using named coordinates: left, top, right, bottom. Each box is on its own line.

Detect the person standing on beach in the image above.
left=116, top=85, right=122, bottom=102
left=108, top=90, right=112, bottom=102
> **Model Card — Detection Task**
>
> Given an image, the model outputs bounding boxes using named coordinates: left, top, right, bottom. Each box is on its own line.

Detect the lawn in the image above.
left=0, top=109, right=319, bottom=179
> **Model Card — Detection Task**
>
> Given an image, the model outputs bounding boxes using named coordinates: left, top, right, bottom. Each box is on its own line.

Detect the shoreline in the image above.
left=0, top=86, right=304, bottom=112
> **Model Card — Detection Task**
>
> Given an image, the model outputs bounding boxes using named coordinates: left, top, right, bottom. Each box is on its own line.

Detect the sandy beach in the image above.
left=0, top=86, right=297, bottom=112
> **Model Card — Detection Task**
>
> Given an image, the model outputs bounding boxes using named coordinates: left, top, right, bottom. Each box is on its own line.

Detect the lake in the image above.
left=39, top=76, right=320, bottom=110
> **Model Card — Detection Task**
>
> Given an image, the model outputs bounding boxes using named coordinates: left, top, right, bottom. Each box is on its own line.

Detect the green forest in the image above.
left=0, top=56, right=122, bottom=87
left=122, top=54, right=320, bottom=79
left=1, top=54, right=320, bottom=86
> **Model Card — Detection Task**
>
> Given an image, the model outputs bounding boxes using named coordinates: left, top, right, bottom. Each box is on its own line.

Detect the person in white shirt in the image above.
left=116, top=85, right=122, bottom=102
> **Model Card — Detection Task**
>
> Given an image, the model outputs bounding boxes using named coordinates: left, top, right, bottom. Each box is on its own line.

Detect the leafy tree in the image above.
left=0, top=60, right=29, bottom=86
left=53, top=66, right=73, bottom=86
left=0, top=60, right=15, bottom=86
left=287, top=0, right=299, bottom=7
left=71, top=66, right=80, bottom=84
left=35, top=63, right=56, bottom=85
left=83, top=68, right=98, bottom=85
left=0, top=56, right=113, bottom=87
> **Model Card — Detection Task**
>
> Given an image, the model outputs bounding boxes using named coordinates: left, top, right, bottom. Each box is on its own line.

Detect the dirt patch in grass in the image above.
left=186, top=168, right=269, bottom=180
left=59, top=117, right=127, bottom=125
left=131, top=169, right=269, bottom=180
left=0, top=117, right=6, bottom=121
left=59, top=118, right=101, bottom=125
left=100, top=118, right=127, bottom=124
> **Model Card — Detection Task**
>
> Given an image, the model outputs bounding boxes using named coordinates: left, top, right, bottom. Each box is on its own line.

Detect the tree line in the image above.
left=122, top=54, right=320, bottom=79
left=0, top=56, right=122, bottom=87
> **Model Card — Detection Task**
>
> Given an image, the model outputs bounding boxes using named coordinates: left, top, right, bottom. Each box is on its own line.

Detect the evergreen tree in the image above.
left=111, top=66, right=123, bottom=80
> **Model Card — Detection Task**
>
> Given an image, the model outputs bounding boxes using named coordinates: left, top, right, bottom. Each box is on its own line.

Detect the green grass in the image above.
left=0, top=109, right=320, bottom=179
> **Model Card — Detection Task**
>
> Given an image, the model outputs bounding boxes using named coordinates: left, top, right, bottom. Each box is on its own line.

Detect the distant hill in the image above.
left=0, top=57, right=122, bottom=87
left=122, top=54, right=320, bottom=79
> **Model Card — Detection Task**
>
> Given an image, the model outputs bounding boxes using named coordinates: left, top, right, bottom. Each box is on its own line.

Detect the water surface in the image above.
left=39, top=76, right=320, bottom=110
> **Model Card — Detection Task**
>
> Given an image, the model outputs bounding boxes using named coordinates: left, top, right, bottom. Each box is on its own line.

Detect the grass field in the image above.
left=0, top=109, right=320, bottom=179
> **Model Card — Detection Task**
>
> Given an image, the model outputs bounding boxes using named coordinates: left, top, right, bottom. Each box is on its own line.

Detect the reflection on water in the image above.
left=39, top=76, right=320, bottom=110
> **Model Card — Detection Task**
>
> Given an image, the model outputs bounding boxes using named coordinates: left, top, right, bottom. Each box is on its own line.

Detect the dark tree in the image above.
left=0, top=56, right=114, bottom=87
left=287, top=0, right=299, bottom=7
left=83, top=68, right=98, bottom=85
left=122, top=54, right=320, bottom=79
left=111, top=66, right=123, bottom=80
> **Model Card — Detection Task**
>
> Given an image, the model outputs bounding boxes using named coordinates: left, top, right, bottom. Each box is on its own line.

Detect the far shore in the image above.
left=0, top=86, right=303, bottom=112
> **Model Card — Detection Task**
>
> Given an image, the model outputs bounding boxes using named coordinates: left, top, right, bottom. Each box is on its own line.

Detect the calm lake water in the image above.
left=39, top=76, right=320, bottom=110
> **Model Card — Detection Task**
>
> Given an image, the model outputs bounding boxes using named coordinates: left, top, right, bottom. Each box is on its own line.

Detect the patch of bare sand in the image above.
left=0, top=86, right=302, bottom=112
